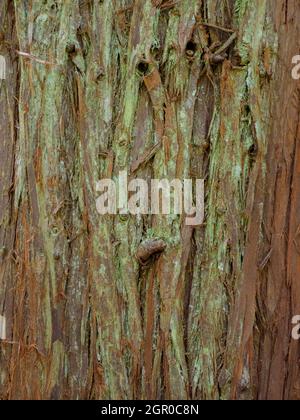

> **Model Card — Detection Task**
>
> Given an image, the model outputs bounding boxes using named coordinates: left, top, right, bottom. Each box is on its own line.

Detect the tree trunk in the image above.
left=0, top=0, right=299, bottom=400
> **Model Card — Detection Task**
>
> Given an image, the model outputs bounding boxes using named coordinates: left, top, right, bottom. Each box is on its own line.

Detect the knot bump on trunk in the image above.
left=136, top=239, right=167, bottom=264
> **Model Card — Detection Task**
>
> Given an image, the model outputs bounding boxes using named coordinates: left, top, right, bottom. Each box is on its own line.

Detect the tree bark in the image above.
left=0, top=0, right=299, bottom=400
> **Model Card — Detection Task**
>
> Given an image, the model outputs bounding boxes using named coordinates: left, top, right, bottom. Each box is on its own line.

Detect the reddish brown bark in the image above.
left=0, top=0, right=300, bottom=401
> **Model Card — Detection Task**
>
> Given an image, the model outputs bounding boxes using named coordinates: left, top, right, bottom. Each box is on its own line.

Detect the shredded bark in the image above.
left=0, top=0, right=299, bottom=401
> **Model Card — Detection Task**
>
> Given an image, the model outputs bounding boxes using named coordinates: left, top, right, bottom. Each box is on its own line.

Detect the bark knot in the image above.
left=136, top=238, right=167, bottom=264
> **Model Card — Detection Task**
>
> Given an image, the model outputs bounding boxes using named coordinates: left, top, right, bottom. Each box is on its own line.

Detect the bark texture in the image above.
left=0, top=0, right=300, bottom=400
